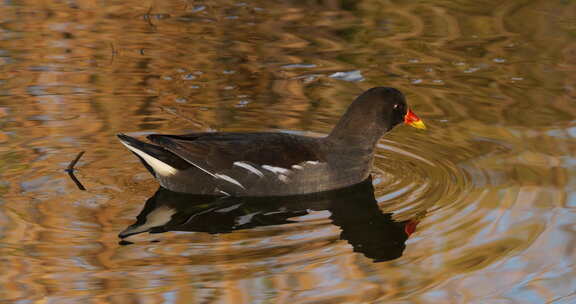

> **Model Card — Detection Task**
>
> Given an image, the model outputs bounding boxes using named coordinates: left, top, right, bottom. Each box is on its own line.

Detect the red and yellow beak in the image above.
left=404, top=109, right=426, bottom=130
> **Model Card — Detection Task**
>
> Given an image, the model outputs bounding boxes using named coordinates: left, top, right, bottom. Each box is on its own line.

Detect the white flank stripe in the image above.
left=121, top=142, right=178, bottom=176
left=305, top=161, right=319, bottom=165
left=215, top=174, right=246, bottom=189
left=292, top=165, right=303, bottom=170
left=234, top=161, right=264, bottom=177
left=262, top=165, right=290, bottom=175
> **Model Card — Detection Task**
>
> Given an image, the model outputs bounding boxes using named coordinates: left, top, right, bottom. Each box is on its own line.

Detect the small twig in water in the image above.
left=144, top=5, right=157, bottom=32
left=65, top=151, right=86, bottom=191
left=110, top=42, right=117, bottom=65
left=160, top=106, right=212, bottom=130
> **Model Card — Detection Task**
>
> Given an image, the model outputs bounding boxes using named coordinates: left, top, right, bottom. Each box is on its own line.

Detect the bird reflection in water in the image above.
left=119, top=178, right=421, bottom=262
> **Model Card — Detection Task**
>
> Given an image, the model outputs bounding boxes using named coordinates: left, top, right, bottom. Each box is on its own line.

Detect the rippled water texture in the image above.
left=1, top=0, right=575, bottom=303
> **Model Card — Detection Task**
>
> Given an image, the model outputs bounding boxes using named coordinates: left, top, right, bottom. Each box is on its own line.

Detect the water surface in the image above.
left=0, top=0, right=575, bottom=303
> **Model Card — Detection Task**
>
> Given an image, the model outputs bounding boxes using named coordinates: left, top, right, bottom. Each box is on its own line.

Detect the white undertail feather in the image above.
left=121, top=141, right=178, bottom=176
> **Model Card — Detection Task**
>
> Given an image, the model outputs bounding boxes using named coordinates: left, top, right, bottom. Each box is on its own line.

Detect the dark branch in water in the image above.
left=65, top=151, right=86, bottom=191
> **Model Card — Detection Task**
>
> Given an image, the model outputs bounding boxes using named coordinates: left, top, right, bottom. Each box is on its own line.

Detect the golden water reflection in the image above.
left=0, top=0, right=575, bottom=303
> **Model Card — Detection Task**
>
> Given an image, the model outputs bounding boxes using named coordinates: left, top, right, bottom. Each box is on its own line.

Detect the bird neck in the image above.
left=327, top=103, right=388, bottom=148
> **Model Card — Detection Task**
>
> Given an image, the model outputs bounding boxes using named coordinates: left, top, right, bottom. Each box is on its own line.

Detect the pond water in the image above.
left=1, top=0, right=575, bottom=303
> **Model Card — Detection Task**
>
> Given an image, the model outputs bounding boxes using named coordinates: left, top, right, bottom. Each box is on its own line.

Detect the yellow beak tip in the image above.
left=409, top=120, right=427, bottom=130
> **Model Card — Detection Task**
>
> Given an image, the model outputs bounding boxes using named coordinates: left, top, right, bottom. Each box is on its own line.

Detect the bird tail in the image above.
left=117, top=133, right=189, bottom=177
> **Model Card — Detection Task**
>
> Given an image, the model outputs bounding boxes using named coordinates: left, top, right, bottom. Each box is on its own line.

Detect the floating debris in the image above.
left=236, top=100, right=250, bottom=108
left=27, top=85, right=47, bottom=96
left=464, top=67, right=480, bottom=73
left=281, top=63, right=317, bottom=69
left=329, top=70, right=364, bottom=82
left=192, top=5, right=205, bottom=13
left=182, top=73, right=196, bottom=80
left=301, top=74, right=319, bottom=83
left=160, top=107, right=210, bottom=130
left=293, top=74, right=320, bottom=83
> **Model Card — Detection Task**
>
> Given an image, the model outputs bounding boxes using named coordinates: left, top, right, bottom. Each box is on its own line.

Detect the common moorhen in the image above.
left=118, top=87, right=425, bottom=196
